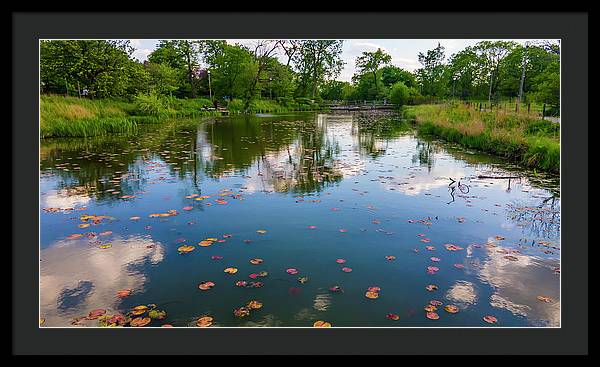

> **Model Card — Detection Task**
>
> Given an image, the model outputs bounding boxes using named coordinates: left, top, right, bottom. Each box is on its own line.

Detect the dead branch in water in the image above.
left=477, top=175, right=521, bottom=179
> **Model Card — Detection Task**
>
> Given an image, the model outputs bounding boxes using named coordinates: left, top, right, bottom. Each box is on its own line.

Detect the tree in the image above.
left=40, top=40, right=145, bottom=98
left=355, top=48, right=392, bottom=97
left=243, top=40, right=280, bottom=110
left=389, top=81, right=410, bottom=106
left=201, top=41, right=255, bottom=99
left=145, top=62, right=179, bottom=96
left=473, top=41, right=517, bottom=105
left=148, top=40, right=202, bottom=98
left=416, top=43, right=448, bottom=97
left=380, top=65, right=417, bottom=89
left=277, top=40, right=302, bottom=67
left=320, top=80, right=354, bottom=101
left=293, top=40, right=344, bottom=98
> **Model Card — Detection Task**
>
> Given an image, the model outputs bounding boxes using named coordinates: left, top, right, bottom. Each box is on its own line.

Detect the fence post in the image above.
left=527, top=103, right=531, bottom=114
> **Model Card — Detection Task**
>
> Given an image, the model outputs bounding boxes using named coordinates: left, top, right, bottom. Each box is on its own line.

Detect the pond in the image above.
left=39, top=111, right=560, bottom=327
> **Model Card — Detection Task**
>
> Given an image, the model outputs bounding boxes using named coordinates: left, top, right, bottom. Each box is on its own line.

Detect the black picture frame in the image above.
left=12, top=12, right=588, bottom=355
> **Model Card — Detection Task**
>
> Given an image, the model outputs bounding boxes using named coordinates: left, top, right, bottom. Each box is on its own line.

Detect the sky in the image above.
left=129, top=39, right=549, bottom=82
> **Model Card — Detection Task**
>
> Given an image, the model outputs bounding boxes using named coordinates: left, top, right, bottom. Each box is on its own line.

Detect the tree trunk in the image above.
left=488, top=73, right=493, bottom=107
left=373, top=71, right=378, bottom=97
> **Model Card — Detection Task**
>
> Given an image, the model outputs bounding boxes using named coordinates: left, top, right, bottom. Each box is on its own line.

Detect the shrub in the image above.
left=134, top=93, right=168, bottom=116
left=389, top=82, right=410, bottom=107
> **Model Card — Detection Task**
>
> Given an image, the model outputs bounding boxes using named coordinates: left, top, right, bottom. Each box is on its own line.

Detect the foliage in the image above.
left=40, top=40, right=147, bottom=98
left=356, top=48, right=392, bottom=97
left=405, top=103, right=559, bottom=172
left=389, top=82, right=410, bottom=106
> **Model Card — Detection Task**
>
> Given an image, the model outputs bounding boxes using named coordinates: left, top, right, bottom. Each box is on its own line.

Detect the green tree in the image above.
left=145, top=62, right=179, bottom=96
left=293, top=40, right=344, bottom=98
left=416, top=43, right=448, bottom=97
left=380, top=65, right=417, bottom=88
left=356, top=48, right=392, bottom=97
left=40, top=40, right=143, bottom=98
left=320, top=80, right=354, bottom=100
left=148, top=40, right=202, bottom=98
left=389, top=81, right=410, bottom=106
left=473, top=40, right=517, bottom=104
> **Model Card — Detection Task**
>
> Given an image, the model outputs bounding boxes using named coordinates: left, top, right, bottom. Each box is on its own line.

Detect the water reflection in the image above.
left=40, top=235, right=164, bottom=326
left=39, top=111, right=561, bottom=327
left=477, top=240, right=560, bottom=326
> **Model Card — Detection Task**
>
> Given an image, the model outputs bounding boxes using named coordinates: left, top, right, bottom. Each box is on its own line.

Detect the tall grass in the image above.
left=41, top=94, right=222, bottom=138
left=404, top=102, right=560, bottom=172
left=41, top=94, right=326, bottom=138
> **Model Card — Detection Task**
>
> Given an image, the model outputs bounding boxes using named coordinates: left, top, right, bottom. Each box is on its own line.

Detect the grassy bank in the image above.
left=40, top=95, right=325, bottom=138
left=404, top=102, right=560, bottom=173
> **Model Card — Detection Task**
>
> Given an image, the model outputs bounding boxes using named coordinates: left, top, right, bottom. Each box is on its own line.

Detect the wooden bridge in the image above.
left=323, top=100, right=396, bottom=111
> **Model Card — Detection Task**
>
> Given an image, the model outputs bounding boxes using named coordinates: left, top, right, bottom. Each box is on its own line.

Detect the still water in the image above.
left=40, top=111, right=560, bottom=327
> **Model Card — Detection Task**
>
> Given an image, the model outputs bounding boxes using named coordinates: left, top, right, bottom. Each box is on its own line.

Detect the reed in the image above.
left=404, top=102, right=559, bottom=172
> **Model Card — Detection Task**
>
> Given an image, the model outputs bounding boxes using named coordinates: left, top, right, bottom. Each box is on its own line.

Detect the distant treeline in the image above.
left=40, top=39, right=560, bottom=112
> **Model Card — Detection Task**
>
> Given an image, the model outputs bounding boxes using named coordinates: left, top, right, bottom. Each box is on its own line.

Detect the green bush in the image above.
left=389, top=82, right=410, bottom=107
left=134, top=93, right=169, bottom=116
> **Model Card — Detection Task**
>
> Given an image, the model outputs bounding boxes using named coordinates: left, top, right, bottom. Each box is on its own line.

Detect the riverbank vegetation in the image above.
left=404, top=102, right=559, bottom=172
left=40, top=38, right=560, bottom=172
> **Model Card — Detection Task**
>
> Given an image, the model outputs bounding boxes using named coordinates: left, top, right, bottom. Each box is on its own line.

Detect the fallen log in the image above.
left=477, top=175, right=521, bottom=179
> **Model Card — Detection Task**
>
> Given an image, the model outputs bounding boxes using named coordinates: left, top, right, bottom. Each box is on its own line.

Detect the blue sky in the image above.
left=129, top=39, right=549, bottom=82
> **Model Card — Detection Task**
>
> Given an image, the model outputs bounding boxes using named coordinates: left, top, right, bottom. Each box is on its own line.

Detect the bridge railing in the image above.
left=323, top=100, right=390, bottom=107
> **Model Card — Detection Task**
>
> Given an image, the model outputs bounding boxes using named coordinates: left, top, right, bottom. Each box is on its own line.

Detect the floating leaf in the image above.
left=198, top=281, right=215, bottom=291
left=131, top=305, right=148, bottom=316
left=148, top=309, right=167, bottom=319
left=98, top=244, right=112, bottom=249
left=444, top=244, right=464, bottom=251
left=425, top=285, right=438, bottom=291
left=178, top=245, right=195, bottom=253
left=426, top=312, right=439, bottom=320
left=386, top=313, right=400, bottom=321
left=385, top=255, right=396, bottom=261
left=424, top=305, right=437, bottom=312
left=286, top=268, right=299, bottom=275
left=256, top=229, right=267, bottom=234
left=130, top=317, right=151, bottom=327
left=198, top=240, right=213, bottom=247
left=67, top=234, right=83, bottom=240
left=335, top=259, right=346, bottom=264
left=116, top=289, right=132, bottom=298
left=444, top=305, right=459, bottom=313
left=246, top=300, right=263, bottom=309
left=224, top=267, right=238, bottom=274
left=537, top=296, right=554, bottom=303
left=483, top=315, right=498, bottom=324
left=313, top=320, right=332, bottom=327
left=249, top=258, right=263, bottom=265
left=196, top=316, right=213, bottom=327
left=234, top=307, right=251, bottom=318
left=365, top=291, right=379, bottom=299
left=341, top=267, right=352, bottom=273
left=307, top=225, right=317, bottom=229
left=87, top=309, right=106, bottom=319
left=329, top=285, right=343, bottom=293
